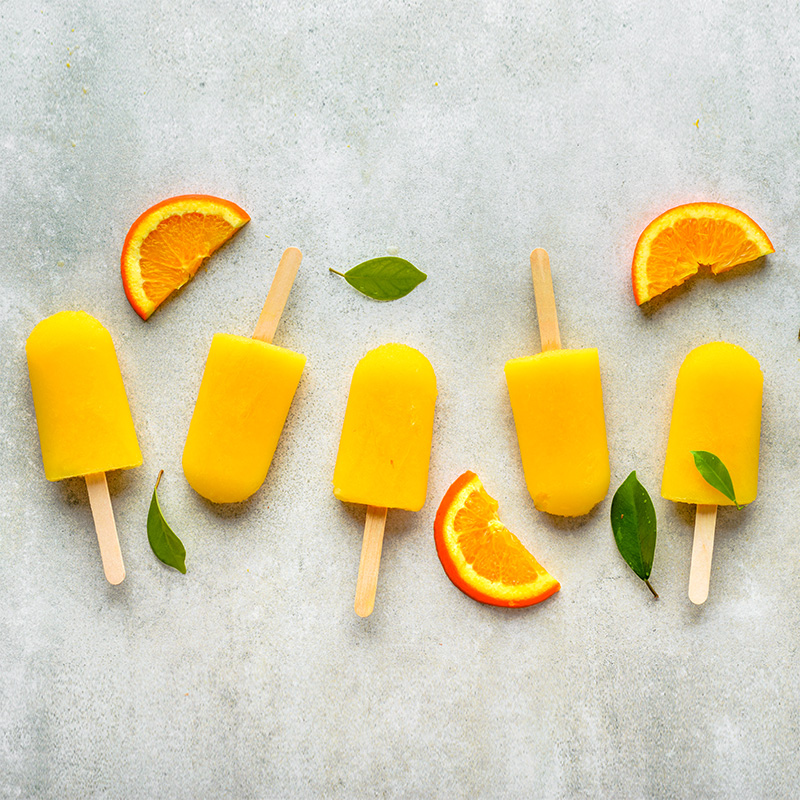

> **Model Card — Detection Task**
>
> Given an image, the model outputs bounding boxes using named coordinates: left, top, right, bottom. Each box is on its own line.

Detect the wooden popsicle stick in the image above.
left=530, top=248, right=562, bottom=352
left=355, top=505, right=388, bottom=618
left=688, top=504, right=717, bottom=605
left=252, top=247, right=303, bottom=343
left=85, top=472, right=125, bottom=585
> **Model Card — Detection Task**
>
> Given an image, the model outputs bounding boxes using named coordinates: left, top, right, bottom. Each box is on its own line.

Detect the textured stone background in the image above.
left=1, top=1, right=798, bottom=797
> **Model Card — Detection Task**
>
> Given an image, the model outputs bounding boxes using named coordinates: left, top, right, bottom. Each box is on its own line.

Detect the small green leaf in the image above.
left=691, top=450, right=742, bottom=508
left=610, top=471, right=658, bottom=597
left=147, top=471, right=187, bottom=573
left=330, top=257, right=427, bottom=301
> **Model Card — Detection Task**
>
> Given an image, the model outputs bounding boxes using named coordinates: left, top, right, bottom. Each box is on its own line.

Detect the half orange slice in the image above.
left=121, top=194, right=250, bottom=320
left=434, top=471, right=560, bottom=607
left=632, top=202, right=773, bottom=305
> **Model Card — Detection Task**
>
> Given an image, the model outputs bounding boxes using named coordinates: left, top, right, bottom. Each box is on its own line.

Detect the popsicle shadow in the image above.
left=671, top=501, right=697, bottom=527
left=181, top=434, right=311, bottom=524
left=336, top=501, right=420, bottom=537
left=57, top=475, right=91, bottom=507
left=56, top=469, right=136, bottom=506
left=671, top=500, right=748, bottom=531
left=196, top=491, right=260, bottom=521
left=55, top=471, right=136, bottom=595
left=533, top=498, right=605, bottom=534
left=670, top=501, right=750, bottom=617
left=638, top=255, right=768, bottom=316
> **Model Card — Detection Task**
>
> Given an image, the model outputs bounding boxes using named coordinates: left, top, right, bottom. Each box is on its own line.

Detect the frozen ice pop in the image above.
left=333, top=343, right=437, bottom=617
left=182, top=247, right=305, bottom=503
left=504, top=249, right=610, bottom=516
left=662, top=341, right=763, bottom=604
left=26, top=310, right=142, bottom=584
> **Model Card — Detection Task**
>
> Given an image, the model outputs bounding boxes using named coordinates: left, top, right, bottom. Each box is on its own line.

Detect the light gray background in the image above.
left=1, top=1, right=798, bottom=798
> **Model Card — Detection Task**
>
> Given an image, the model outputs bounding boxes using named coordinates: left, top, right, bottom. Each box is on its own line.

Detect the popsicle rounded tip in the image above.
left=688, top=585, right=708, bottom=605
left=105, top=565, right=126, bottom=585
left=530, top=249, right=551, bottom=274
left=354, top=599, right=374, bottom=618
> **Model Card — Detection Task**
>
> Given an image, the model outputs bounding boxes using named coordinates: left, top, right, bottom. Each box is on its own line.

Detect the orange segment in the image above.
left=632, top=202, right=773, bottom=305
left=121, top=195, right=250, bottom=320
left=434, top=471, right=560, bottom=607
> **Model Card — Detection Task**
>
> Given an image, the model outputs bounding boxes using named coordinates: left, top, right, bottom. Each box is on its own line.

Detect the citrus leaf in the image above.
left=610, top=471, right=658, bottom=597
left=691, top=450, right=741, bottom=508
left=330, top=257, right=426, bottom=301
left=147, top=471, right=186, bottom=573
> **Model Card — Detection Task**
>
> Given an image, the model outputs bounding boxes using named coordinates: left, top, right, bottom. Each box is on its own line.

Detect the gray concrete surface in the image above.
left=2, top=0, right=799, bottom=797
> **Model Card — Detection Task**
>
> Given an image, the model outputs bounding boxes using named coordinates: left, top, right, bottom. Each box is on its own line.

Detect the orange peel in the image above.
left=434, top=471, right=560, bottom=607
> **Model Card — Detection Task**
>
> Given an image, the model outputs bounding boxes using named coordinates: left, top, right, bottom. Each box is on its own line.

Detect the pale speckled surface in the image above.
left=1, top=1, right=799, bottom=798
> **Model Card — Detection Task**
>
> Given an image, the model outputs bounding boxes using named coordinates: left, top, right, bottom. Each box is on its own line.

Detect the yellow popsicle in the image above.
left=26, top=310, right=142, bottom=481
left=333, top=343, right=437, bottom=512
left=505, top=348, right=610, bottom=516
left=182, top=334, right=305, bottom=503
left=26, top=310, right=141, bottom=584
left=504, top=249, right=610, bottom=517
left=181, top=247, right=305, bottom=504
left=334, top=343, right=437, bottom=618
left=662, top=341, right=763, bottom=506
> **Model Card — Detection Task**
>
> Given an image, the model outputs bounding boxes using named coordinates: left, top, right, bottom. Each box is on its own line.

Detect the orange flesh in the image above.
left=140, top=212, right=237, bottom=307
left=454, top=488, right=544, bottom=585
left=644, top=217, right=766, bottom=298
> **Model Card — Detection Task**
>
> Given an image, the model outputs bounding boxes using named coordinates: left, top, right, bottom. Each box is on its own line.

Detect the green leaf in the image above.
left=610, top=471, right=658, bottom=597
left=330, top=257, right=427, bottom=301
left=691, top=450, right=741, bottom=508
left=147, top=471, right=187, bottom=573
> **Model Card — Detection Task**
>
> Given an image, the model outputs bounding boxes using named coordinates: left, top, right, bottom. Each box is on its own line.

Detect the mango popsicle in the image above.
left=183, top=248, right=305, bottom=503
left=26, top=310, right=142, bottom=584
left=662, top=341, right=763, bottom=604
left=333, top=343, right=437, bottom=617
left=504, top=249, right=610, bottom=516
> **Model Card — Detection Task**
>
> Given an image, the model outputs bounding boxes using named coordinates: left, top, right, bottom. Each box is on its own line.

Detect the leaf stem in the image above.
left=154, top=469, right=164, bottom=492
left=645, top=579, right=659, bottom=599
left=329, top=268, right=346, bottom=277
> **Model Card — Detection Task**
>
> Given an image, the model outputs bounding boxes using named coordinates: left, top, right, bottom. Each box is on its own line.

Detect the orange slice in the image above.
left=434, top=471, right=560, bottom=607
left=632, top=202, right=774, bottom=305
left=121, top=194, right=250, bottom=320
